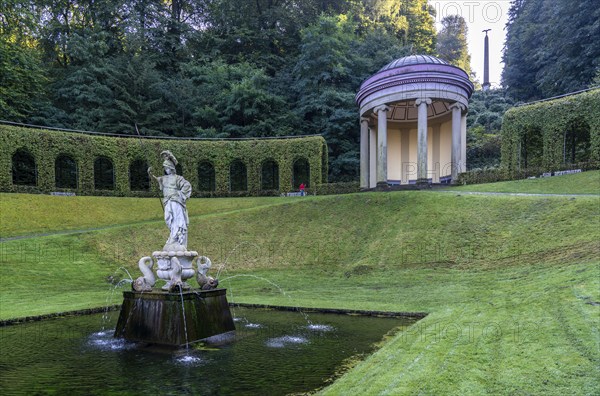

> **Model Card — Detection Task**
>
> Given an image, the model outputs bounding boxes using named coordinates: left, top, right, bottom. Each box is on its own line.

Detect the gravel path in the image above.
left=434, top=190, right=599, bottom=198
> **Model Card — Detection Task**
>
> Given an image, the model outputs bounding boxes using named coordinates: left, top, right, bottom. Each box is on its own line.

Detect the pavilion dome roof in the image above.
left=355, top=54, right=474, bottom=116
left=379, top=55, right=449, bottom=71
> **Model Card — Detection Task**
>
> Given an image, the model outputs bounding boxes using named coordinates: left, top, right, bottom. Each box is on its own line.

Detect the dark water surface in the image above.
left=0, top=308, right=417, bottom=395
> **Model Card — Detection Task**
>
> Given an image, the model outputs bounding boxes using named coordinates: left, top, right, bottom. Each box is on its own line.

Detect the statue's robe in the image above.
left=158, top=174, right=192, bottom=248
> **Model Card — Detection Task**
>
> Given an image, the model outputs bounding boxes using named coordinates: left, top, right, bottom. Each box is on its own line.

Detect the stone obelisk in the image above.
left=482, top=29, right=491, bottom=91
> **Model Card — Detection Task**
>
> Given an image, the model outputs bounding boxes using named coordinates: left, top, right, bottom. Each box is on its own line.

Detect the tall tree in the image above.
left=436, top=15, right=471, bottom=76
left=105, top=55, right=173, bottom=135
left=0, top=39, right=47, bottom=121
left=0, top=1, right=47, bottom=120
left=402, top=0, right=436, bottom=53
left=503, top=0, right=600, bottom=101
left=292, top=15, right=361, bottom=181
left=194, top=0, right=321, bottom=73
left=40, top=27, right=122, bottom=130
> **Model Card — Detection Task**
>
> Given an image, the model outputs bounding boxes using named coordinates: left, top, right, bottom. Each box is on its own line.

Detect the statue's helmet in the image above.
left=162, top=159, right=176, bottom=171
left=160, top=150, right=178, bottom=172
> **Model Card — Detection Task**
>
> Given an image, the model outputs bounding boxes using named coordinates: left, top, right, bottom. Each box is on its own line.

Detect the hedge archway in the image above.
left=12, top=149, right=36, bottom=186
left=94, top=157, right=115, bottom=190
left=261, top=160, right=279, bottom=191
left=55, top=154, right=77, bottom=189
left=564, top=119, right=591, bottom=164
left=520, top=126, right=543, bottom=169
left=230, top=160, right=247, bottom=192
left=293, top=158, right=310, bottom=189
left=198, top=161, right=216, bottom=192
left=130, top=159, right=150, bottom=191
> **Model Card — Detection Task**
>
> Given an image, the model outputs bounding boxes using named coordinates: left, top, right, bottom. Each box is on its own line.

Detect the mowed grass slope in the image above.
left=0, top=179, right=598, bottom=395
left=0, top=193, right=288, bottom=238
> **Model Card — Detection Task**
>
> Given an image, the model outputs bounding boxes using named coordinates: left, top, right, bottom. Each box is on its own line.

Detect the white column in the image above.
left=450, top=103, right=465, bottom=183
left=369, top=127, right=376, bottom=188
left=360, top=117, right=370, bottom=189
left=400, top=128, right=410, bottom=184
left=415, top=98, right=431, bottom=184
left=374, top=105, right=390, bottom=187
left=432, top=124, right=441, bottom=183
left=461, top=113, right=467, bottom=173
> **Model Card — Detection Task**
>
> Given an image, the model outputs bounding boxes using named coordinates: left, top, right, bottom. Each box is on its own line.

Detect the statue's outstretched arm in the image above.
left=148, top=167, right=162, bottom=186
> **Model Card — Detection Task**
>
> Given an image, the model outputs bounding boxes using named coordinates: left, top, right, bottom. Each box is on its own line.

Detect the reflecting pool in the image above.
left=0, top=308, right=418, bottom=395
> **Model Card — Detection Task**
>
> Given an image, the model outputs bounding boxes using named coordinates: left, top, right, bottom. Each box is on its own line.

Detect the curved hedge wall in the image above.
left=501, top=88, right=600, bottom=172
left=0, top=125, right=328, bottom=197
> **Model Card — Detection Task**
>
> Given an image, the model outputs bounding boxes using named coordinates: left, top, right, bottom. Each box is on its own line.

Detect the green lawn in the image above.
left=451, top=169, right=600, bottom=194
left=1, top=177, right=598, bottom=395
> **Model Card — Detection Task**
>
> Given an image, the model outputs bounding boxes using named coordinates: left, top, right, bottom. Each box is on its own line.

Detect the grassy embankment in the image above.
left=0, top=174, right=598, bottom=394
left=451, top=169, right=600, bottom=194
left=0, top=194, right=289, bottom=238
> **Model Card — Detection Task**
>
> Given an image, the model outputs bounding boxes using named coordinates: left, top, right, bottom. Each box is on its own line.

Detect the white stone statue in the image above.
left=131, top=150, right=218, bottom=292
left=149, top=150, right=191, bottom=250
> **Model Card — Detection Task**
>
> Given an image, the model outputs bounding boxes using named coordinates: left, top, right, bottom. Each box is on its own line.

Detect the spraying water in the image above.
left=215, top=241, right=263, bottom=278
left=220, top=274, right=313, bottom=325
left=179, top=286, right=190, bottom=351
left=101, top=267, right=135, bottom=331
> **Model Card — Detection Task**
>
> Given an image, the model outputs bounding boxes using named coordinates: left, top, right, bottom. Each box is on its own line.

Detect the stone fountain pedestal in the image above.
left=114, top=288, right=235, bottom=346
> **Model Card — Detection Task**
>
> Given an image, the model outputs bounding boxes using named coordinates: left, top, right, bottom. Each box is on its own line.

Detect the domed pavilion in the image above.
left=355, top=55, right=474, bottom=188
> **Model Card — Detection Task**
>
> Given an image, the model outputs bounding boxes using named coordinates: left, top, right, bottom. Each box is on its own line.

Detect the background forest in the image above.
left=1, top=0, right=598, bottom=180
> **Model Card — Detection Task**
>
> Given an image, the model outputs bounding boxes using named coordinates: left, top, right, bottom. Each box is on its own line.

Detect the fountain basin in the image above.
left=114, top=288, right=235, bottom=346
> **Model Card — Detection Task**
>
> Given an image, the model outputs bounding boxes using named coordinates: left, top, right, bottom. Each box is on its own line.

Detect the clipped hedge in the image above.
left=0, top=125, right=328, bottom=197
left=456, top=168, right=511, bottom=185
left=501, top=88, right=600, bottom=172
left=316, top=181, right=360, bottom=195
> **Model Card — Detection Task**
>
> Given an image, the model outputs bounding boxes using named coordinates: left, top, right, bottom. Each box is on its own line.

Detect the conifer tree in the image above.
left=436, top=15, right=471, bottom=77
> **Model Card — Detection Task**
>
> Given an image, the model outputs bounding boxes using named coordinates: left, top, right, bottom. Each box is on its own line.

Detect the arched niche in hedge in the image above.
left=520, top=126, right=543, bottom=169
left=12, top=149, right=36, bottom=186
left=293, top=158, right=310, bottom=188
left=563, top=119, right=591, bottom=164
left=198, top=161, right=216, bottom=192
left=129, top=159, right=150, bottom=191
left=230, top=160, right=247, bottom=192
left=55, top=154, right=78, bottom=189
left=94, top=157, right=115, bottom=190
left=261, top=159, right=279, bottom=191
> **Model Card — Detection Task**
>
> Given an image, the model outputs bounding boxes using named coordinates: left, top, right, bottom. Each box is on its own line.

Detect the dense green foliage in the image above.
left=466, top=89, right=515, bottom=169
left=0, top=124, right=327, bottom=196
left=502, top=0, right=600, bottom=101
left=0, top=0, right=438, bottom=181
left=501, top=89, right=600, bottom=171
left=1, top=187, right=598, bottom=394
